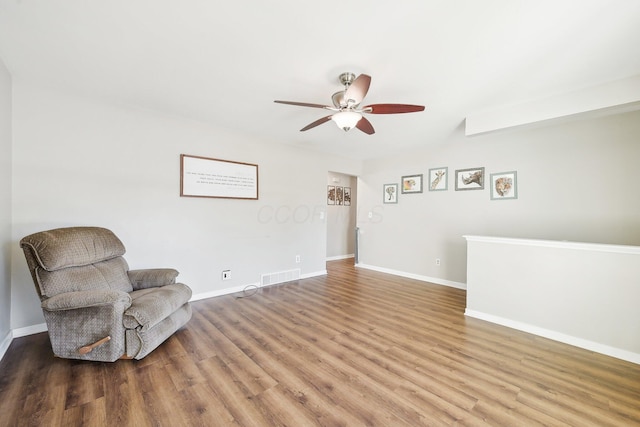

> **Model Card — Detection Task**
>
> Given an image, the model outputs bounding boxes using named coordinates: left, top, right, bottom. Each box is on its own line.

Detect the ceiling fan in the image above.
left=274, top=72, right=425, bottom=135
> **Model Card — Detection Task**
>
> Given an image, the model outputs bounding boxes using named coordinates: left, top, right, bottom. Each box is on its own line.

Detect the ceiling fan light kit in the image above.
left=275, top=72, right=425, bottom=135
left=332, top=111, right=362, bottom=131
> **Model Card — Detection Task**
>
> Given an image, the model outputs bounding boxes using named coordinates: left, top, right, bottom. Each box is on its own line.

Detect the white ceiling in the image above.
left=1, top=0, right=640, bottom=160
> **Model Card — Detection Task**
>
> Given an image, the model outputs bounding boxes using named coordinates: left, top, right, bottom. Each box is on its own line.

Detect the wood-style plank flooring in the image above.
left=1, top=259, right=639, bottom=426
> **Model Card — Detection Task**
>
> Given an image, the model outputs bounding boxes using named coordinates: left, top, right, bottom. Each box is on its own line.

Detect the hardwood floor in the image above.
left=1, top=259, right=639, bottom=426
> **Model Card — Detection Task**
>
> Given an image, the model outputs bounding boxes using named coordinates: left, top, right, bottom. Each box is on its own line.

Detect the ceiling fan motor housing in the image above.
left=332, top=91, right=347, bottom=108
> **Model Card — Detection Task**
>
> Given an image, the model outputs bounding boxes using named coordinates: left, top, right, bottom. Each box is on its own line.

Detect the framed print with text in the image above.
left=181, top=154, right=258, bottom=199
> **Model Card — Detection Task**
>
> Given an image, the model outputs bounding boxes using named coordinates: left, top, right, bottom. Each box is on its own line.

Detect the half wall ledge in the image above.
left=463, top=235, right=640, bottom=364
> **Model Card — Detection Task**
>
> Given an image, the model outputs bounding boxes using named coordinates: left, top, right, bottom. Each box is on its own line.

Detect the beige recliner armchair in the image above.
left=20, top=226, right=192, bottom=362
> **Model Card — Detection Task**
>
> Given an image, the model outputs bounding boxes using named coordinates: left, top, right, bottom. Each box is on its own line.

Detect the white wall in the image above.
left=0, top=58, right=12, bottom=348
left=10, top=82, right=362, bottom=330
left=326, top=172, right=357, bottom=259
left=357, top=110, right=640, bottom=286
left=8, top=81, right=640, bottom=336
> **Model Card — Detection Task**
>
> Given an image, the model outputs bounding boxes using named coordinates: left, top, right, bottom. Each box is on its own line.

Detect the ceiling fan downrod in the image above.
left=332, top=72, right=358, bottom=109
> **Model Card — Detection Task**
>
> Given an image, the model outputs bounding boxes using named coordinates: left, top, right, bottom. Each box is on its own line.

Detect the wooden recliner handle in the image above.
left=78, top=336, right=111, bottom=355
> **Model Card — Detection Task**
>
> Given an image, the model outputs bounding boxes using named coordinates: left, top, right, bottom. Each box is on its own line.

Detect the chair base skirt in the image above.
left=125, top=303, right=192, bottom=359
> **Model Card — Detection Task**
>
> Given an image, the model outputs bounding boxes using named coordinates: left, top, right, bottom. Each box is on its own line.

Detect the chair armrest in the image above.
left=128, top=268, right=179, bottom=290
left=42, top=289, right=132, bottom=312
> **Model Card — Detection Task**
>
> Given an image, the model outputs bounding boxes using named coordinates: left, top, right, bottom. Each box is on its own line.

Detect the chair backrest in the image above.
left=20, top=227, right=134, bottom=300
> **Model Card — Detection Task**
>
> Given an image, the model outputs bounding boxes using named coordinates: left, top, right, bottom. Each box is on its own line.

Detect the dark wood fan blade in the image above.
left=363, top=104, right=425, bottom=114
left=300, top=115, right=332, bottom=132
left=274, top=100, right=331, bottom=109
left=356, top=117, right=375, bottom=135
left=344, top=74, right=371, bottom=105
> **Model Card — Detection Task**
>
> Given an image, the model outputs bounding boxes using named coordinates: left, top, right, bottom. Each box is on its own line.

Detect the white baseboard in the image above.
left=301, top=270, right=327, bottom=279
left=1, top=323, right=48, bottom=363
left=190, top=269, right=328, bottom=302
left=326, top=254, right=354, bottom=261
left=465, top=309, right=640, bottom=365
left=13, top=322, right=47, bottom=337
left=190, top=282, right=261, bottom=302
left=355, top=263, right=466, bottom=290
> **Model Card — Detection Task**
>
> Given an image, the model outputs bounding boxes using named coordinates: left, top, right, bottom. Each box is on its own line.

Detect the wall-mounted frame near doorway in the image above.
left=383, top=183, right=398, bottom=203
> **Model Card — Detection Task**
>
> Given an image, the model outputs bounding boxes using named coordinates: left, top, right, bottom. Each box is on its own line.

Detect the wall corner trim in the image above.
left=1, top=323, right=48, bottom=363
left=0, top=330, right=13, bottom=363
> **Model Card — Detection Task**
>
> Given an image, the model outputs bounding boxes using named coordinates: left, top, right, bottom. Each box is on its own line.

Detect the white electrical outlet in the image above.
left=295, top=255, right=301, bottom=263
left=222, top=270, right=231, bottom=280
left=435, top=258, right=441, bottom=266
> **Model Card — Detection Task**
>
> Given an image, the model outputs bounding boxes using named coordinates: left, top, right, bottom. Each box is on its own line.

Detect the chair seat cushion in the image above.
left=123, top=283, right=192, bottom=331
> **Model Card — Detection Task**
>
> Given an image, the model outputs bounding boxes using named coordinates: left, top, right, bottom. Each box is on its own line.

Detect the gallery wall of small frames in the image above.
left=383, top=167, right=517, bottom=203
left=327, top=186, right=352, bottom=206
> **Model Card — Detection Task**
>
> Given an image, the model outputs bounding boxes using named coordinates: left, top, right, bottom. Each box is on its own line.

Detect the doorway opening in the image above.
left=326, top=172, right=358, bottom=263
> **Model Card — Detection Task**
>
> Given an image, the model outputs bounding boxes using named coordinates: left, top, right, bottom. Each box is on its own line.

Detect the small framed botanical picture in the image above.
left=455, top=167, right=485, bottom=191
left=383, top=183, right=398, bottom=204
left=490, top=171, right=518, bottom=200
left=336, top=186, right=344, bottom=205
left=428, top=167, right=448, bottom=191
left=344, top=187, right=352, bottom=206
left=401, top=174, right=423, bottom=194
left=343, top=187, right=351, bottom=206
left=327, top=185, right=336, bottom=205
